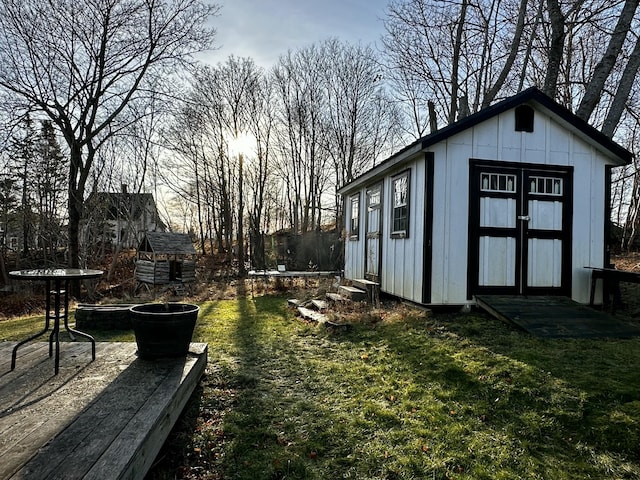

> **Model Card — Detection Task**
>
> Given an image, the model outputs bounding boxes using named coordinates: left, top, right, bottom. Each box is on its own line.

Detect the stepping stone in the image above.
left=298, top=306, right=328, bottom=324
left=287, top=299, right=301, bottom=307
left=311, top=299, right=328, bottom=310
left=326, top=292, right=347, bottom=302
left=338, top=285, right=367, bottom=301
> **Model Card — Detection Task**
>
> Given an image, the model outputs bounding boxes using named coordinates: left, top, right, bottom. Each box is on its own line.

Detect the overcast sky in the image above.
left=200, top=0, right=390, bottom=68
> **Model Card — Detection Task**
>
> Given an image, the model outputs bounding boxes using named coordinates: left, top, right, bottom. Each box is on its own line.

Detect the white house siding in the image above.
left=429, top=138, right=472, bottom=304
left=380, top=158, right=426, bottom=303
left=571, top=142, right=611, bottom=304
left=344, top=195, right=365, bottom=281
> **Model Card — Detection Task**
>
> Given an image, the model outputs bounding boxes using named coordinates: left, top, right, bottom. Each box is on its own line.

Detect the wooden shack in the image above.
left=135, top=232, right=197, bottom=288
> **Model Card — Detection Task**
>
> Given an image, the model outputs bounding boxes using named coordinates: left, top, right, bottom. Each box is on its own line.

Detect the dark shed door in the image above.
left=468, top=160, right=572, bottom=297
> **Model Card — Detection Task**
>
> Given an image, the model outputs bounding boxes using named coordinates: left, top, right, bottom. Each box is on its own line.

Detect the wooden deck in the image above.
left=476, top=295, right=640, bottom=338
left=0, top=341, right=207, bottom=480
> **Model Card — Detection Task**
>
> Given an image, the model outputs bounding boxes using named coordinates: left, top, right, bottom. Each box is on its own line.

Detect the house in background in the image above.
left=339, top=87, right=632, bottom=306
left=84, top=185, right=165, bottom=249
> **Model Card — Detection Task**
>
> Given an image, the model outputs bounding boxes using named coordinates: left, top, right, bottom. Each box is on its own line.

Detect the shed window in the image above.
left=481, top=173, right=516, bottom=193
left=515, top=105, right=534, bottom=132
left=529, top=176, right=562, bottom=196
left=349, top=194, right=360, bottom=239
left=392, top=171, right=410, bottom=238
left=368, top=186, right=381, bottom=209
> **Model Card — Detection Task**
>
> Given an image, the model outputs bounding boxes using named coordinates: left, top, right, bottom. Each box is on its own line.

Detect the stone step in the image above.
left=326, top=292, right=347, bottom=303
left=298, top=306, right=328, bottom=324
left=311, top=299, right=328, bottom=311
left=352, top=278, right=379, bottom=290
left=338, top=285, right=367, bottom=301
left=287, top=298, right=302, bottom=308
left=352, top=278, right=380, bottom=303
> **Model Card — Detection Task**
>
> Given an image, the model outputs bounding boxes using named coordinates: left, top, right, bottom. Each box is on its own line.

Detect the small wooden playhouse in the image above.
left=135, top=232, right=197, bottom=290
left=339, top=87, right=632, bottom=306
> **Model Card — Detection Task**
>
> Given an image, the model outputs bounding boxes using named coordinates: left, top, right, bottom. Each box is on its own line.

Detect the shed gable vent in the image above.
left=515, top=104, right=534, bottom=132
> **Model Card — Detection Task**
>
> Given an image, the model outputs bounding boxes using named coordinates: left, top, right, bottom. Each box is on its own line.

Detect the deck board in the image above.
left=0, top=341, right=207, bottom=480
left=476, top=295, right=640, bottom=338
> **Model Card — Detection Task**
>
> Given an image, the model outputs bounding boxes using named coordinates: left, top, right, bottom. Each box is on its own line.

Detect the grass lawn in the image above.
left=2, top=295, right=640, bottom=479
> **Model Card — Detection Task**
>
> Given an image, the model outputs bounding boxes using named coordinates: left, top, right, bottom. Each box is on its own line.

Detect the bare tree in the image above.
left=214, top=57, right=261, bottom=275
left=7, top=114, right=37, bottom=258
left=383, top=0, right=534, bottom=132
left=0, top=0, right=218, bottom=270
left=321, top=39, right=403, bottom=223
left=272, top=46, right=328, bottom=233
left=34, top=120, right=67, bottom=264
left=245, top=74, right=276, bottom=269
left=602, top=35, right=640, bottom=138
left=185, top=68, right=235, bottom=255
left=162, top=99, right=211, bottom=254
left=577, top=0, right=639, bottom=121
left=482, top=0, right=529, bottom=106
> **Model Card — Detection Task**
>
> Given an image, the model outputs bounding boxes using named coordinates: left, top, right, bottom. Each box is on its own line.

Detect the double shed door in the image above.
left=469, top=161, right=573, bottom=297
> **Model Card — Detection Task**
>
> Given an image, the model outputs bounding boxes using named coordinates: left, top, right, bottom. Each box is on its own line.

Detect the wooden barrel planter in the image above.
left=129, top=303, right=199, bottom=359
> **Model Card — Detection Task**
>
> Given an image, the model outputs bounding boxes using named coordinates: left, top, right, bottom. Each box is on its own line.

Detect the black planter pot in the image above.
left=129, top=303, right=199, bottom=359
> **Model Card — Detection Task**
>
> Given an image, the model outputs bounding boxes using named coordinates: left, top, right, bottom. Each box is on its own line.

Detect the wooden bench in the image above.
left=75, top=304, right=136, bottom=330
left=586, top=267, right=640, bottom=310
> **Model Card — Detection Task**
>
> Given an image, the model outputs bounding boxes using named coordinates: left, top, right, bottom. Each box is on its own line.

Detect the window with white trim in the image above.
left=392, top=171, right=410, bottom=237
left=481, top=173, right=516, bottom=193
left=349, top=194, right=360, bottom=239
left=529, top=176, right=563, bottom=196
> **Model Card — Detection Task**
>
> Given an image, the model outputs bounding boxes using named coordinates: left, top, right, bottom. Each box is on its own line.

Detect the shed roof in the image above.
left=339, top=87, right=633, bottom=194
left=138, top=232, right=196, bottom=255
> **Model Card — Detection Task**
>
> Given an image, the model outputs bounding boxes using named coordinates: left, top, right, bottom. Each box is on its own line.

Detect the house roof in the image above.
left=339, top=87, right=633, bottom=194
left=137, top=232, right=196, bottom=255
left=88, top=192, right=158, bottom=221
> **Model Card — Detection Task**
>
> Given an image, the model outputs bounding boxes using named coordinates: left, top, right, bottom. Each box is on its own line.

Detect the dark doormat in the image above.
left=476, top=295, right=640, bottom=338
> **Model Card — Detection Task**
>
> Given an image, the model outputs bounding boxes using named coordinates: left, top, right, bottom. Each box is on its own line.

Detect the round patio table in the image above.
left=8, top=268, right=103, bottom=375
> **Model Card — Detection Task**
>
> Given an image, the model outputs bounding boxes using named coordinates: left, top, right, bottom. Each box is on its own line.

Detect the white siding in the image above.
left=344, top=191, right=365, bottom=280
left=343, top=101, right=621, bottom=305
left=428, top=105, right=618, bottom=304
left=430, top=138, right=472, bottom=304
left=380, top=159, right=426, bottom=303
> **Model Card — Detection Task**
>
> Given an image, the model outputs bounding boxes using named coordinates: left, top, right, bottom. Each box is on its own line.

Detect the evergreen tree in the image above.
left=35, top=120, right=66, bottom=262
left=8, top=114, right=37, bottom=258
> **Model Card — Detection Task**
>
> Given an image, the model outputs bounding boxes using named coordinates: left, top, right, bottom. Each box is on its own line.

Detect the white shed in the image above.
left=339, top=87, right=632, bottom=306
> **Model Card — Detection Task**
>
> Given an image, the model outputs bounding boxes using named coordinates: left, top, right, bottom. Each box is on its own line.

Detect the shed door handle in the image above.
left=517, top=215, right=530, bottom=221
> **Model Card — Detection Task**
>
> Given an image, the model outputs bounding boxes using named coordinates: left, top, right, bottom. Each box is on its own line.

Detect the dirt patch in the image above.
left=611, top=253, right=640, bottom=272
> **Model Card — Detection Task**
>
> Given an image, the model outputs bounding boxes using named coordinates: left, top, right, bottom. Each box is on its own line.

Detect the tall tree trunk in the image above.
left=449, top=0, right=469, bottom=124
left=67, top=141, right=93, bottom=295
left=194, top=152, right=206, bottom=255
left=68, top=144, right=82, bottom=271
left=483, top=0, right=528, bottom=107
left=0, top=251, right=8, bottom=286
left=577, top=0, right=639, bottom=121
left=602, top=35, right=640, bottom=138
left=543, top=0, right=565, bottom=98
left=623, top=170, right=640, bottom=251
left=20, top=159, right=29, bottom=257
left=237, top=153, right=245, bottom=276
